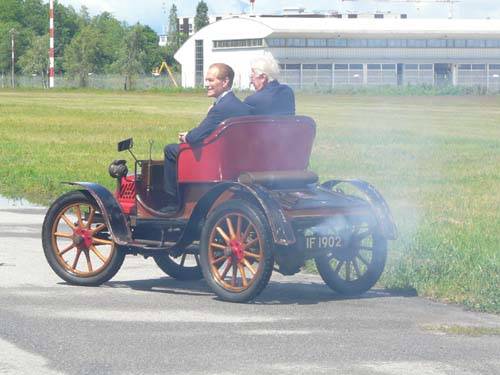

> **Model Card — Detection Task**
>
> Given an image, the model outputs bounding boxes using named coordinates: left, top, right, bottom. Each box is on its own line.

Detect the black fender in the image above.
left=64, top=182, right=133, bottom=245
left=175, top=182, right=296, bottom=248
left=321, top=179, right=398, bottom=240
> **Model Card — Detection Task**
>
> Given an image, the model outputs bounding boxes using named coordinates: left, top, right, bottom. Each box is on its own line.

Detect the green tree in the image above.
left=63, top=26, right=101, bottom=87
left=115, top=24, right=162, bottom=90
left=167, top=4, right=180, bottom=50
left=194, top=1, right=209, bottom=32
left=91, top=12, right=125, bottom=73
left=18, top=34, right=49, bottom=87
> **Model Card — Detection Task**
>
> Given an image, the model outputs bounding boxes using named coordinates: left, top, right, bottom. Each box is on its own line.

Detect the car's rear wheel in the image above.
left=200, top=199, right=274, bottom=302
left=42, top=190, right=125, bottom=286
left=154, top=250, right=203, bottom=281
left=315, top=221, right=387, bottom=296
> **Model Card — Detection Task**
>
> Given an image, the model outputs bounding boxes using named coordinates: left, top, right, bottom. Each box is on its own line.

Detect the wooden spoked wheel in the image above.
left=42, top=191, right=125, bottom=286
left=315, top=220, right=387, bottom=296
left=200, top=199, right=274, bottom=302
left=50, top=202, right=115, bottom=277
left=208, top=213, right=263, bottom=292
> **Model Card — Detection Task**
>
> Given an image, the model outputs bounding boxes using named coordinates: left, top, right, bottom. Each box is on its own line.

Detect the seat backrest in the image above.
left=177, top=115, right=316, bottom=183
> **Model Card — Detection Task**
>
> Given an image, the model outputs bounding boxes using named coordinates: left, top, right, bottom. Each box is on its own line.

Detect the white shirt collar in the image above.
left=215, top=89, right=232, bottom=105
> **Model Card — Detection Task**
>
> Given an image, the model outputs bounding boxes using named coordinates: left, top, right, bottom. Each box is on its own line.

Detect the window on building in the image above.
left=486, top=40, right=500, bottom=48
left=213, top=38, right=263, bottom=49
left=348, top=39, right=368, bottom=48
left=318, top=64, right=332, bottom=70
left=407, top=39, right=427, bottom=48
left=335, top=64, right=348, bottom=70
left=427, top=39, right=447, bottom=48
left=303, top=64, right=317, bottom=70
left=454, top=39, right=466, bottom=47
left=284, top=64, right=301, bottom=70
left=374, top=14, right=384, bottom=19
left=420, top=64, right=433, bottom=70
left=350, top=64, right=363, bottom=70
left=458, top=64, right=471, bottom=70
left=267, top=38, right=286, bottom=47
left=307, top=39, right=327, bottom=47
left=328, top=39, right=347, bottom=47
left=490, top=64, right=500, bottom=70
left=286, top=38, right=306, bottom=47
left=348, top=14, right=358, bottom=18
left=405, top=64, right=418, bottom=70
left=367, top=39, right=387, bottom=47
left=471, top=64, right=486, bottom=70
left=382, top=64, right=396, bottom=70
left=467, top=40, right=485, bottom=48
left=367, top=64, right=381, bottom=70
left=388, top=39, right=406, bottom=48
left=195, top=40, right=204, bottom=87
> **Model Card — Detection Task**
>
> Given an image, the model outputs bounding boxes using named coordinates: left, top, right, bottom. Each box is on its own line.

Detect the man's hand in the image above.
left=178, top=131, right=188, bottom=143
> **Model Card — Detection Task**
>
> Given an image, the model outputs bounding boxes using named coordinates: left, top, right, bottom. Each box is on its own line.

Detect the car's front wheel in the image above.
left=42, top=190, right=125, bottom=286
left=200, top=199, right=274, bottom=302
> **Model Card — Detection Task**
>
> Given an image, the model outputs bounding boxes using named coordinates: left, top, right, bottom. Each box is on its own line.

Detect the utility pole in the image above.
left=49, top=0, right=55, bottom=88
left=9, top=28, right=17, bottom=88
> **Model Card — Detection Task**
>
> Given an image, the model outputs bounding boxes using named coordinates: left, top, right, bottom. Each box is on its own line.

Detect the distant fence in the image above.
left=0, top=73, right=182, bottom=90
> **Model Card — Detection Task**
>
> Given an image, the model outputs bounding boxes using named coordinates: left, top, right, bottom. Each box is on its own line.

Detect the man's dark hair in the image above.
left=210, top=63, right=235, bottom=87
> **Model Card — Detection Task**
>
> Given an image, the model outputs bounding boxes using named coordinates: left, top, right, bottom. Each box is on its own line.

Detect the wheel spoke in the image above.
left=359, top=246, right=374, bottom=251
left=59, top=243, right=75, bottom=256
left=231, top=263, right=237, bottom=287
left=75, top=205, right=84, bottom=227
left=90, top=245, right=107, bottom=263
left=236, top=215, right=242, bottom=240
left=180, top=253, right=187, bottom=267
left=243, top=259, right=256, bottom=275
left=86, top=207, right=95, bottom=228
left=92, top=224, right=107, bottom=235
left=226, top=217, right=236, bottom=239
left=238, top=264, right=248, bottom=287
left=345, top=261, right=351, bottom=281
left=242, top=223, right=253, bottom=243
left=216, top=226, right=230, bottom=244
left=54, top=231, right=73, bottom=238
left=212, top=255, right=227, bottom=266
left=334, top=260, right=344, bottom=275
left=357, top=254, right=370, bottom=266
left=61, top=214, right=76, bottom=230
left=72, top=249, right=82, bottom=270
left=243, top=238, right=259, bottom=250
left=84, top=250, right=93, bottom=272
left=355, top=230, right=371, bottom=240
left=244, top=251, right=260, bottom=261
left=210, top=242, right=226, bottom=250
left=220, top=259, right=232, bottom=279
left=93, top=237, right=113, bottom=246
left=352, top=258, right=361, bottom=278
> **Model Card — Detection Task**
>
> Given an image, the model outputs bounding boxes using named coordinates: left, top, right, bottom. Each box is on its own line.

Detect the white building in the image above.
left=174, top=15, right=500, bottom=90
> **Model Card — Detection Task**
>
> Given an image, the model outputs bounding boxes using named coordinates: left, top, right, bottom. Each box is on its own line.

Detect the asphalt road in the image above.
left=0, top=199, right=499, bottom=375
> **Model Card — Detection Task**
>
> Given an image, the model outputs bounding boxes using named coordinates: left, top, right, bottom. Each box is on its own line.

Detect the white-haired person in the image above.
left=244, top=56, right=295, bottom=116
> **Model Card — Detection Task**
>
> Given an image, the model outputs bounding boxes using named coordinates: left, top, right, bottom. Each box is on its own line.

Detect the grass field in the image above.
left=0, top=89, right=499, bottom=313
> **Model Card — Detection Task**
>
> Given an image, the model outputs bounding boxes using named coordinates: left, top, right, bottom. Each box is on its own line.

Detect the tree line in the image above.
left=0, top=0, right=210, bottom=89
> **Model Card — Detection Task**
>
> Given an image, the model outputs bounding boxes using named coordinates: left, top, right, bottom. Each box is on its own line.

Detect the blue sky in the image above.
left=55, top=1, right=500, bottom=33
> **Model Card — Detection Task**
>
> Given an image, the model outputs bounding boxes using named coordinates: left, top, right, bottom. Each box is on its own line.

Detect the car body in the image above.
left=42, top=115, right=397, bottom=302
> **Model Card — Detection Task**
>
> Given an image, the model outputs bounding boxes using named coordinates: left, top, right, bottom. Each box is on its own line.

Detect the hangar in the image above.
left=174, top=15, right=500, bottom=90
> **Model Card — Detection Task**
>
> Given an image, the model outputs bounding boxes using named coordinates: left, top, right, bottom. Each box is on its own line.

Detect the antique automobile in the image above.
left=42, top=115, right=397, bottom=303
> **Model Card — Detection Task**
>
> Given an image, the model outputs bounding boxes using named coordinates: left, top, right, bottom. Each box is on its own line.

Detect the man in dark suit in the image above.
left=244, top=56, right=295, bottom=116
left=163, top=63, right=251, bottom=210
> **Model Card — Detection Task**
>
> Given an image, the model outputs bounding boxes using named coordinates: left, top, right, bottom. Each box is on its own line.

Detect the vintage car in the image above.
left=42, top=115, right=397, bottom=302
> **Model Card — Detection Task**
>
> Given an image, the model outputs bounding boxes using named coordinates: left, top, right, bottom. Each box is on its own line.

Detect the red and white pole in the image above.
left=49, top=0, right=55, bottom=88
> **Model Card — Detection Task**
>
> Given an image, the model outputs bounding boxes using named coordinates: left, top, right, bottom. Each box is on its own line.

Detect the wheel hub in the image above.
left=73, top=228, right=93, bottom=250
left=229, top=239, right=245, bottom=262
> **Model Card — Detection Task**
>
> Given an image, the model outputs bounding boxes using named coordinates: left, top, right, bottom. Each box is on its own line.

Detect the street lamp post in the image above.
left=9, top=28, right=17, bottom=88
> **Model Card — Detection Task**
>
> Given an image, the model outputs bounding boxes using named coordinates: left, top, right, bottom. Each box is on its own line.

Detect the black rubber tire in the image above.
left=42, top=190, right=125, bottom=286
left=315, top=227, right=387, bottom=296
left=200, top=199, right=274, bottom=303
left=153, top=252, right=203, bottom=281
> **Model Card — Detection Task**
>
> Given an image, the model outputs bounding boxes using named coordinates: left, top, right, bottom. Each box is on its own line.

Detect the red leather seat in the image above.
left=177, top=116, right=316, bottom=183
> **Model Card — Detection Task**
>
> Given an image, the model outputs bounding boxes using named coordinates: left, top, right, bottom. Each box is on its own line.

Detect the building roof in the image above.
left=222, top=16, right=500, bottom=37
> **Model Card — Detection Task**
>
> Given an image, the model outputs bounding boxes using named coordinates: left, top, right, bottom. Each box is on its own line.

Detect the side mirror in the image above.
left=118, top=138, right=133, bottom=152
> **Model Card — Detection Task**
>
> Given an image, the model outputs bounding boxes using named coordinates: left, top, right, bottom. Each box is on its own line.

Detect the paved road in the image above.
left=1, top=199, right=499, bottom=375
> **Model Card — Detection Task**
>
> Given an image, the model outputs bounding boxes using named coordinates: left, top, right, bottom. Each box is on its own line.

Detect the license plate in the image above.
left=305, top=235, right=343, bottom=250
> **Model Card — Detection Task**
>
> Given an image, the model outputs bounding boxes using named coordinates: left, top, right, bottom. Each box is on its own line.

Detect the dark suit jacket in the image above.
left=244, top=80, right=296, bottom=116
left=186, top=91, right=251, bottom=145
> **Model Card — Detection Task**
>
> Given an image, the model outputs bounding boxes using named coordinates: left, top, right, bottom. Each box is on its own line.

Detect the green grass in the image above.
left=1, top=90, right=499, bottom=313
